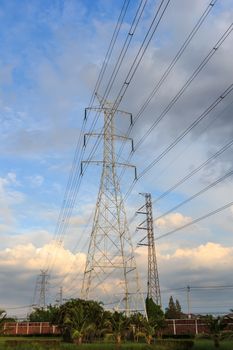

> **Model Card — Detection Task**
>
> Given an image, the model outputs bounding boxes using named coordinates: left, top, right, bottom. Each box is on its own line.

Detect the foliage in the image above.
left=145, top=297, right=165, bottom=334
left=165, top=296, right=183, bottom=319
left=55, top=299, right=104, bottom=343
left=200, top=315, right=227, bottom=348
left=103, top=311, right=129, bottom=344
left=156, top=339, right=194, bottom=349
left=29, top=305, right=60, bottom=323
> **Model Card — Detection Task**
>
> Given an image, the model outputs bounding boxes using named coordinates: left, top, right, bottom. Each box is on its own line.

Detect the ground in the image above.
left=0, top=337, right=233, bottom=349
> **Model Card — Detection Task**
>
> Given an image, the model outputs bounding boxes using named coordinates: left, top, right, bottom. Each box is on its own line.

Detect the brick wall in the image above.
left=3, top=319, right=233, bottom=336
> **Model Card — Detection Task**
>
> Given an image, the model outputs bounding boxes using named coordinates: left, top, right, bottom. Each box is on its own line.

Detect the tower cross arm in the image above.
left=84, top=133, right=134, bottom=151
left=85, top=107, right=133, bottom=124
left=81, top=160, right=137, bottom=180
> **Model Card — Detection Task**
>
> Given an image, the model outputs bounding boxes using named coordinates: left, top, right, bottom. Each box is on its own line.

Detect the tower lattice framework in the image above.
left=81, top=101, right=145, bottom=315
left=137, top=193, right=161, bottom=306
left=32, top=269, right=49, bottom=309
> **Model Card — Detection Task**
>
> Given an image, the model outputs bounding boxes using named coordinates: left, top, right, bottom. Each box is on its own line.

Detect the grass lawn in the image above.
left=193, top=339, right=233, bottom=349
left=0, top=337, right=233, bottom=349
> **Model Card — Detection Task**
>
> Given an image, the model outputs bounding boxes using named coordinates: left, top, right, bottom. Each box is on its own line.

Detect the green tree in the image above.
left=203, top=315, right=227, bottom=348
left=128, top=312, right=146, bottom=342
left=175, top=299, right=182, bottom=314
left=145, top=297, right=165, bottom=336
left=105, top=311, right=129, bottom=344
left=165, top=296, right=183, bottom=319
left=140, top=321, right=156, bottom=345
left=29, top=305, right=59, bottom=322
left=55, top=298, right=104, bottom=343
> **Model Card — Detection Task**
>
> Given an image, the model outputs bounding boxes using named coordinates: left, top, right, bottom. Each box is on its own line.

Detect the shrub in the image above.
left=195, top=333, right=212, bottom=340
left=155, top=339, right=194, bottom=350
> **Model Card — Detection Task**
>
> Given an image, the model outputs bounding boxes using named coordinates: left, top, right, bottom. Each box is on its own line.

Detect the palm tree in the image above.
left=128, top=313, right=146, bottom=342
left=140, top=321, right=156, bottom=345
left=106, top=311, right=129, bottom=344
left=56, top=299, right=103, bottom=343
left=204, top=315, right=227, bottom=348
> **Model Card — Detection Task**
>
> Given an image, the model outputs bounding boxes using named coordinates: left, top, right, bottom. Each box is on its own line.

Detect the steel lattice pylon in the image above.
left=137, top=193, right=161, bottom=306
left=32, top=269, right=49, bottom=309
left=81, top=101, right=145, bottom=315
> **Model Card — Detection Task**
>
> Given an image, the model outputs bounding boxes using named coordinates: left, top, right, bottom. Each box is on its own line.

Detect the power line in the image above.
left=118, top=20, right=232, bottom=184
left=80, top=0, right=171, bottom=181
left=111, top=0, right=171, bottom=111
left=48, top=0, right=152, bottom=260
left=134, top=22, right=233, bottom=152
left=55, top=1, right=172, bottom=283
left=153, top=138, right=233, bottom=204
left=155, top=168, right=233, bottom=221
left=124, top=83, right=233, bottom=201
left=43, top=0, right=132, bottom=273
left=155, top=200, right=233, bottom=241
left=116, top=0, right=218, bottom=164
left=81, top=0, right=171, bottom=181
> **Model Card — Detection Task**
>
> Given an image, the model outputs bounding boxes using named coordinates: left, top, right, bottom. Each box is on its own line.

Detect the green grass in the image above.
left=193, top=339, right=233, bottom=349
left=0, top=337, right=233, bottom=350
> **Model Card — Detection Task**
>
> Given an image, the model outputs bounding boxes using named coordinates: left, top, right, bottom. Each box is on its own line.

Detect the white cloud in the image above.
left=0, top=173, right=24, bottom=225
left=0, top=242, right=86, bottom=277
left=27, top=175, right=44, bottom=188
left=155, top=212, right=192, bottom=231
left=165, top=242, right=232, bottom=270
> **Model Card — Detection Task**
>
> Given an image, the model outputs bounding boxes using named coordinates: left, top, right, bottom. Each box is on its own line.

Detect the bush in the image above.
left=155, top=339, right=194, bottom=350
left=220, top=330, right=233, bottom=340
left=5, top=339, right=60, bottom=349
left=162, top=334, right=194, bottom=339
left=195, top=333, right=211, bottom=340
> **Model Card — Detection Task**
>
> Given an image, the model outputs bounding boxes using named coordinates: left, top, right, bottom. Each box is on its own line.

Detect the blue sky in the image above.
left=0, top=0, right=233, bottom=318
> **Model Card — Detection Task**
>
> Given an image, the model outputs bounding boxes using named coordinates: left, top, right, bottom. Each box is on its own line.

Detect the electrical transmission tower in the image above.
left=137, top=193, right=161, bottom=306
left=33, top=270, right=49, bottom=308
left=81, top=97, right=145, bottom=315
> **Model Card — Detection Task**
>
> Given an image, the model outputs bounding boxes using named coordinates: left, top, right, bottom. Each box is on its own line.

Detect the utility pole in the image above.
left=56, top=286, right=63, bottom=306
left=59, top=286, right=63, bottom=306
left=81, top=97, right=145, bottom=316
left=187, top=285, right=191, bottom=319
left=137, top=193, right=161, bottom=306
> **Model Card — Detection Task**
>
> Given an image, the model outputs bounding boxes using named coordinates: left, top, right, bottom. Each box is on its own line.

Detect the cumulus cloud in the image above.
left=155, top=212, right=192, bottom=231
left=0, top=0, right=232, bottom=315
left=0, top=242, right=85, bottom=275
left=0, top=173, right=24, bottom=225
left=27, top=175, right=44, bottom=188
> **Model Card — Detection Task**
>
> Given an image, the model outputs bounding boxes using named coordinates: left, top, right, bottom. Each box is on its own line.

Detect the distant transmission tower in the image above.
left=137, top=193, right=161, bottom=306
left=33, top=270, right=49, bottom=308
left=81, top=97, right=145, bottom=315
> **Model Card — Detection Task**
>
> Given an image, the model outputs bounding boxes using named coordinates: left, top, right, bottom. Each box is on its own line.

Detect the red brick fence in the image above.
left=3, top=319, right=233, bottom=336
left=3, top=322, right=60, bottom=336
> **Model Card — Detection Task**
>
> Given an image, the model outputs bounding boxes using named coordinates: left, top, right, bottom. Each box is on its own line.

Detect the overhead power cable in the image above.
left=134, top=22, right=233, bottom=151
left=139, top=84, right=233, bottom=179
left=74, top=0, right=171, bottom=219
left=49, top=0, right=150, bottom=254
left=111, top=0, right=171, bottom=112
left=118, top=20, right=233, bottom=183
left=124, top=83, right=233, bottom=201
left=133, top=0, right=218, bottom=125
left=81, top=0, right=170, bottom=172
left=81, top=0, right=149, bottom=157
left=155, top=168, right=233, bottom=220
left=87, top=0, right=131, bottom=114
left=117, top=0, right=218, bottom=161
left=153, top=138, right=233, bottom=204
left=43, top=0, right=132, bottom=272
left=155, top=200, right=233, bottom=241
